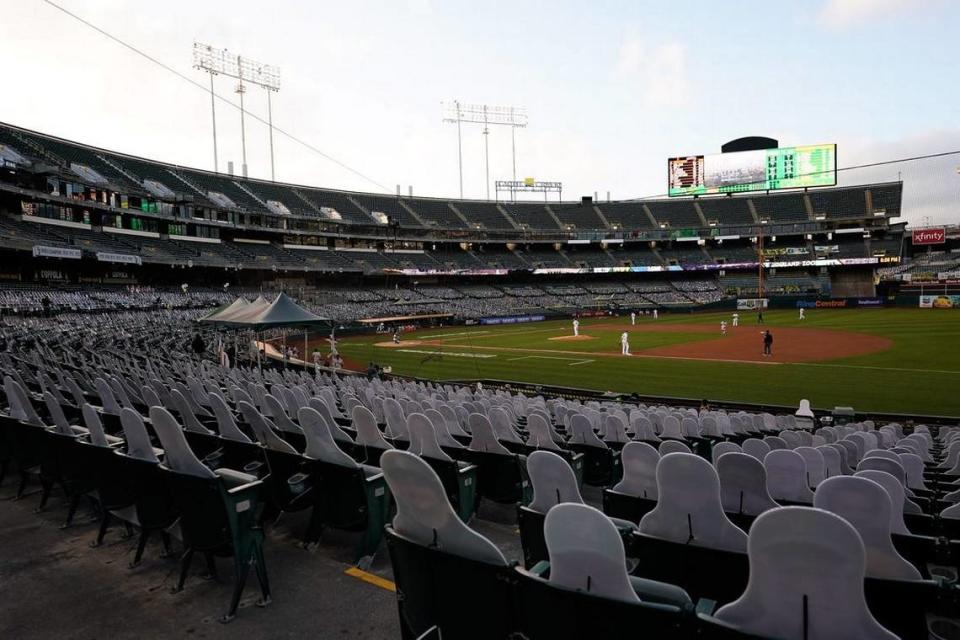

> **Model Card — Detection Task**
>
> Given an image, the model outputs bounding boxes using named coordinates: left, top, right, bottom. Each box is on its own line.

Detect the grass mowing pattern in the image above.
left=339, top=309, right=960, bottom=416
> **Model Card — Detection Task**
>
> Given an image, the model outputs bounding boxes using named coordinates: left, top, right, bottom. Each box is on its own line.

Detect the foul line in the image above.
left=344, top=567, right=396, bottom=592
left=439, top=342, right=783, bottom=366
left=425, top=325, right=567, bottom=341
left=418, top=330, right=491, bottom=339
left=398, top=349, right=496, bottom=359
left=507, top=354, right=596, bottom=366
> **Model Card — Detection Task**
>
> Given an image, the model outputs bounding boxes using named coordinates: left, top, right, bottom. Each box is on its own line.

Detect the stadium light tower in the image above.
left=193, top=42, right=281, bottom=180
left=442, top=101, right=527, bottom=200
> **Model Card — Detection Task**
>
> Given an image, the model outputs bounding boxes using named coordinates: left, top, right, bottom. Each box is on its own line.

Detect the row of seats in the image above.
left=1, top=123, right=902, bottom=231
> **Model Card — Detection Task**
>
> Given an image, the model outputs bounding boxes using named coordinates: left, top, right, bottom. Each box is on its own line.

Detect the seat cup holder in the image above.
left=928, top=564, right=958, bottom=586
left=930, top=617, right=960, bottom=640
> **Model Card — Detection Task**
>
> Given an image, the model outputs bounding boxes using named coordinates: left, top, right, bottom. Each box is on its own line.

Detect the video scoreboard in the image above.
left=668, top=143, right=836, bottom=197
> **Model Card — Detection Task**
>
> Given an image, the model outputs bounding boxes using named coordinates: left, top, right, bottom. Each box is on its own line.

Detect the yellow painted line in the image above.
left=345, top=566, right=396, bottom=592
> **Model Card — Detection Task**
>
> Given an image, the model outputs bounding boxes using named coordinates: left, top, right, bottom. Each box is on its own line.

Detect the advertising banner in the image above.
left=737, top=298, right=769, bottom=310
left=919, top=295, right=960, bottom=309
left=481, top=314, right=546, bottom=325
left=95, top=252, right=142, bottom=265
left=32, top=245, right=81, bottom=260
left=912, top=228, right=945, bottom=245
left=797, top=298, right=884, bottom=309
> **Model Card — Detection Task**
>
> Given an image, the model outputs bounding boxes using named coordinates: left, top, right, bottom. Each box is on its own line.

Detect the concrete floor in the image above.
left=0, top=480, right=540, bottom=639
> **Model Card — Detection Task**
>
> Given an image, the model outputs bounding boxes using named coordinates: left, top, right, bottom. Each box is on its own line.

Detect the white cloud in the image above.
left=837, top=130, right=960, bottom=225
left=819, top=0, right=941, bottom=28
left=616, top=32, right=689, bottom=107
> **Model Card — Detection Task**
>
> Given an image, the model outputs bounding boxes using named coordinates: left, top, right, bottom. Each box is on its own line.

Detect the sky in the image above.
left=1, top=0, right=958, bottom=224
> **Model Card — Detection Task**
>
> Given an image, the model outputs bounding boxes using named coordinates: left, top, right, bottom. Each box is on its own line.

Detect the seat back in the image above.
left=569, top=413, right=606, bottom=448
left=352, top=405, right=392, bottom=450
left=4, top=376, right=43, bottom=426
left=813, top=476, right=921, bottom=581
left=660, top=415, right=684, bottom=440
left=763, top=434, right=788, bottom=450
left=489, top=407, right=522, bottom=444
left=119, top=408, right=159, bottom=463
left=816, top=445, right=842, bottom=478
left=630, top=414, right=660, bottom=442
left=264, top=394, right=301, bottom=433
left=424, top=408, right=462, bottom=449
left=717, top=452, right=778, bottom=517
left=863, top=449, right=899, bottom=463
left=794, top=446, right=826, bottom=487
left=237, top=401, right=298, bottom=454
left=545, top=503, right=639, bottom=604
left=94, top=377, right=122, bottom=415
left=140, top=385, right=163, bottom=410
left=714, top=507, right=897, bottom=640
left=528, top=450, right=583, bottom=514
left=81, top=403, right=110, bottom=447
left=897, top=453, right=927, bottom=490
left=382, top=450, right=505, bottom=564
left=612, top=441, right=659, bottom=499
left=711, top=441, right=741, bottom=463
left=42, top=391, right=73, bottom=436
left=525, top=413, right=561, bottom=451
left=467, top=413, right=510, bottom=455
left=854, top=470, right=910, bottom=536
left=208, top=393, right=251, bottom=443
left=739, top=438, right=768, bottom=462
left=763, top=449, right=814, bottom=504
left=855, top=456, right=906, bottom=486
left=169, top=389, right=213, bottom=435
left=437, top=404, right=469, bottom=437
left=407, top=413, right=453, bottom=463
left=658, top=440, right=690, bottom=456
left=603, top=414, right=631, bottom=444
left=306, top=397, right=353, bottom=442
left=149, top=407, right=216, bottom=478
left=383, top=397, right=408, bottom=440
left=298, top=407, right=358, bottom=467
left=640, top=453, right=747, bottom=552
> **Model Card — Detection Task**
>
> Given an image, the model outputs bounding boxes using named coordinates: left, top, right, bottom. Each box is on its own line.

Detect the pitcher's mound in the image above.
left=549, top=335, right=595, bottom=342
left=374, top=340, right=423, bottom=348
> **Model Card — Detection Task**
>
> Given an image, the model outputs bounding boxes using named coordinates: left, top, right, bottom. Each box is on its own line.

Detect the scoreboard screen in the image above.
left=668, top=144, right=836, bottom=196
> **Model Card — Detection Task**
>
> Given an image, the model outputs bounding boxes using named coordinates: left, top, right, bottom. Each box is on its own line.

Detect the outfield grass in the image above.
left=338, top=309, right=960, bottom=417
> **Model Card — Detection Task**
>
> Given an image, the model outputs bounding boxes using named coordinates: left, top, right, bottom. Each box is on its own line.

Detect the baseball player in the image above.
left=621, top=331, right=630, bottom=355
left=732, top=312, right=739, bottom=327
left=653, top=309, right=658, bottom=320
left=630, top=311, right=636, bottom=326
left=573, top=318, right=580, bottom=336
left=721, top=320, right=727, bottom=336
left=799, top=307, right=805, bottom=321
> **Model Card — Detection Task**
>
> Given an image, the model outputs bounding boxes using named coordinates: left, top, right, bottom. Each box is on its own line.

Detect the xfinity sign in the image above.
left=912, top=228, right=945, bottom=245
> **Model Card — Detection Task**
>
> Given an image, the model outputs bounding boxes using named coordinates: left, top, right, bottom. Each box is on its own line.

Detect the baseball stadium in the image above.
left=2, top=2, right=960, bottom=639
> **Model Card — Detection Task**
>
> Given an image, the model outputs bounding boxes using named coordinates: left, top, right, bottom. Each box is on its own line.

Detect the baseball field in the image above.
left=334, top=308, right=960, bottom=417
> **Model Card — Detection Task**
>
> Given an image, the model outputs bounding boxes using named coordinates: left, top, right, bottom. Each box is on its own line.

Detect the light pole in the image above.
left=194, top=42, right=281, bottom=179
left=442, top=101, right=527, bottom=200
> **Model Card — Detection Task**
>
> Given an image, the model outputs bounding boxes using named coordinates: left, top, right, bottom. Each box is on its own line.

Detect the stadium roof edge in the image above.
left=0, top=120, right=903, bottom=208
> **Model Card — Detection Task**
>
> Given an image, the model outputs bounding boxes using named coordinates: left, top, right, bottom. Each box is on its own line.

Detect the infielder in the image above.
left=621, top=331, right=630, bottom=355
left=721, top=320, right=727, bottom=336
left=799, top=307, right=805, bottom=320
left=630, top=311, right=636, bottom=326
left=573, top=318, right=580, bottom=336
